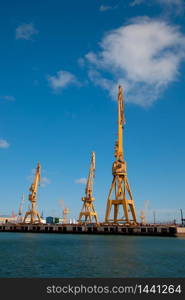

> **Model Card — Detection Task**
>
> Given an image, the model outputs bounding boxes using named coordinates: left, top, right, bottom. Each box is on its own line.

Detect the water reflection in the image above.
left=0, top=233, right=184, bottom=277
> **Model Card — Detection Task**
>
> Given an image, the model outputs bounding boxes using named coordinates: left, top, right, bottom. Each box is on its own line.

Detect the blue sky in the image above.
left=0, top=0, right=185, bottom=223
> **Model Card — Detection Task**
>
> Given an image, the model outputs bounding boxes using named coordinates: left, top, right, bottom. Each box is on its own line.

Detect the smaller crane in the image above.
left=78, top=152, right=99, bottom=225
left=23, top=162, right=42, bottom=224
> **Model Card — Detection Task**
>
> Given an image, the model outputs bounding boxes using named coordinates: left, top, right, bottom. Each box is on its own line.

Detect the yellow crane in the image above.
left=23, top=162, right=42, bottom=224
left=78, top=152, right=99, bottom=224
left=105, top=86, right=137, bottom=224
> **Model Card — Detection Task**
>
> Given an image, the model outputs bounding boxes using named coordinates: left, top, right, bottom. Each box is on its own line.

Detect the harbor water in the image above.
left=0, top=233, right=185, bottom=278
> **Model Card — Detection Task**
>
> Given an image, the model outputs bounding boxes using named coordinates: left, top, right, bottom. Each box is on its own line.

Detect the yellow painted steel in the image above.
left=105, top=86, right=137, bottom=224
left=23, top=162, right=42, bottom=224
left=78, top=152, right=99, bottom=225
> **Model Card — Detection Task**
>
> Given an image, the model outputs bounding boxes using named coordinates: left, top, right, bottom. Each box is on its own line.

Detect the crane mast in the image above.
left=105, top=85, right=137, bottom=224
left=23, top=162, right=42, bottom=224
left=116, top=85, right=125, bottom=161
left=78, top=152, right=99, bottom=225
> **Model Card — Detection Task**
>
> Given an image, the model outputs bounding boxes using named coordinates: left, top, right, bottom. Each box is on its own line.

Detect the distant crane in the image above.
left=17, top=193, right=25, bottom=223
left=153, top=210, right=156, bottom=224
left=140, top=200, right=149, bottom=225
left=105, top=86, right=137, bottom=224
left=59, top=200, right=70, bottom=224
left=180, top=209, right=185, bottom=226
left=23, top=162, right=42, bottom=224
left=63, top=208, right=70, bottom=224
left=12, top=209, right=16, bottom=218
left=78, top=152, right=99, bottom=225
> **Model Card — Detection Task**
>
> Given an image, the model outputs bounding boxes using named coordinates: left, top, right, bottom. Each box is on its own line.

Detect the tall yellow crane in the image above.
left=78, top=152, right=99, bottom=224
left=105, top=86, right=137, bottom=224
left=23, top=162, right=42, bottom=224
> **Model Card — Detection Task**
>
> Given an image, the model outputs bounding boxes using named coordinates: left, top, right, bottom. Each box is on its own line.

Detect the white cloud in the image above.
left=88, top=69, right=115, bottom=91
left=0, top=139, right=10, bottom=149
left=75, top=178, right=87, bottom=184
left=99, top=5, right=114, bottom=11
left=40, top=177, right=51, bottom=187
left=159, top=0, right=183, bottom=4
left=131, top=0, right=183, bottom=5
left=85, top=17, right=185, bottom=106
left=130, top=0, right=184, bottom=14
left=130, top=0, right=143, bottom=5
left=0, top=95, right=15, bottom=102
left=16, top=23, right=38, bottom=40
left=48, top=70, right=78, bottom=91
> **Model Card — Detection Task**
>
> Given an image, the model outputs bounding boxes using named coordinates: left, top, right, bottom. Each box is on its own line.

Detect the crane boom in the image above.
left=115, top=85, right=125, bottom=161
left=29, top=162, right=41, bottom=203
left=113, top=87, right=127, bottom=177
left=85, top=152, right=95, bottom=198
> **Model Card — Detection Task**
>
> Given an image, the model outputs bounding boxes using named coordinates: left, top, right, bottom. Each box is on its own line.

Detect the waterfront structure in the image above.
left=1, top=223, right=185, bottom=237
left=0, top=216, right=17, bottom=224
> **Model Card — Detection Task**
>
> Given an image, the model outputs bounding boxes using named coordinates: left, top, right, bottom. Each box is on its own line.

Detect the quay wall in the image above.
left=1, top=223, right=185, bottom=237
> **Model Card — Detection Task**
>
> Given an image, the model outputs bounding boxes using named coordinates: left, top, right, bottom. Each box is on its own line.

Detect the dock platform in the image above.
left=1, top=223, right=185, bottom=237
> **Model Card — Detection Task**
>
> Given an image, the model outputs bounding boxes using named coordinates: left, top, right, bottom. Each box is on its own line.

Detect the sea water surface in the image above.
left=0, top=232, right=185, bottom=277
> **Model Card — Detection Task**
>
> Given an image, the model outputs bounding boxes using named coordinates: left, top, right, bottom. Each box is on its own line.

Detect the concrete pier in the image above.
left=1, top=223, right=185, bottom=237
